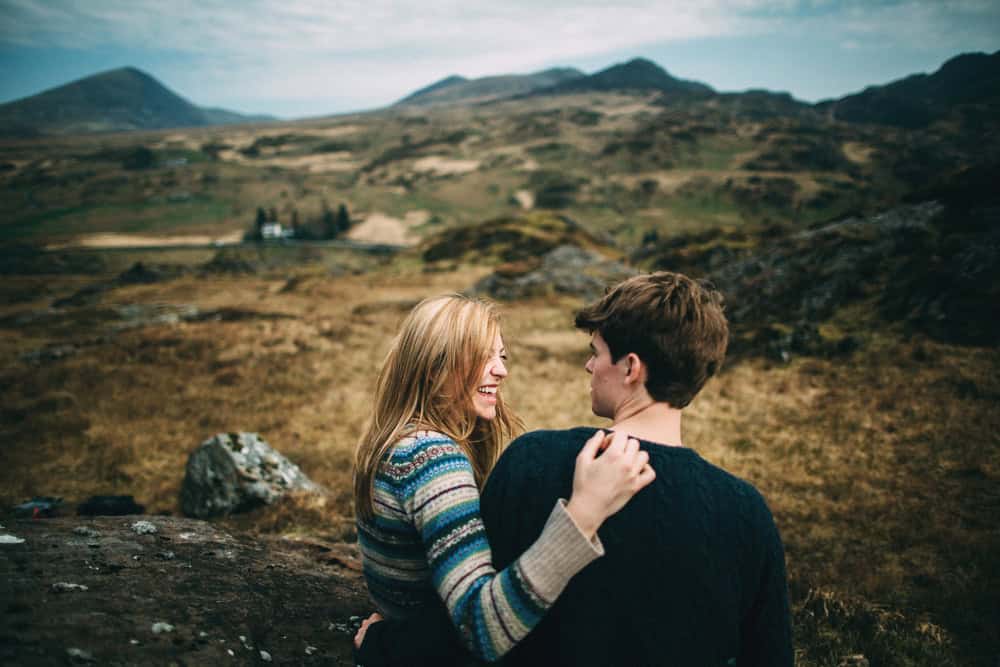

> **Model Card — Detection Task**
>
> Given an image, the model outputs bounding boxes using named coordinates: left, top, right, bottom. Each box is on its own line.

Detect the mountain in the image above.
left=821, top=50, right=1000, bottom=128
left=537, top=57, right=715, bottom=98
left=396, top=75, right=469, bottom=104
left=394, top=68, right=585, bottom=107
left=0, top=67, right=274, bottom=136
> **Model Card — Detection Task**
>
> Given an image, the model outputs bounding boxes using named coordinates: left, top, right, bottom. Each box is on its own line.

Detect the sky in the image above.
left=0, top=0, right=998, bottom=119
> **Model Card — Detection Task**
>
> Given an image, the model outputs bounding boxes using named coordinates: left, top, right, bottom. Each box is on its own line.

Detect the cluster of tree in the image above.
left=245, top=202, right=352, bottom=242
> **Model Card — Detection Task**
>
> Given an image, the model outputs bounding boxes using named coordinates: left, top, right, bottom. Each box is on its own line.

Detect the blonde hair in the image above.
left=354, top=294, right=522, bottom=519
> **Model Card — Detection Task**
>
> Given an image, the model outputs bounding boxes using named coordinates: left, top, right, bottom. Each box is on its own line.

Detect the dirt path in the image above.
left=46, top=231, right=245, bottom=250
left=411, top=156, right=480, bottom=175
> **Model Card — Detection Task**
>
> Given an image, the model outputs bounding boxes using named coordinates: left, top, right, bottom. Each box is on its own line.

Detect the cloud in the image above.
left=1, top=0, right=768, bottom=56
left=3, top=1, right=995, bottom=63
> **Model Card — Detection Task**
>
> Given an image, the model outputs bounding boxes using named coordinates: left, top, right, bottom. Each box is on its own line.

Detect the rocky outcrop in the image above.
left=419, top=211, right=614, bottom=266
left=706, top=202, right=945, bottom=326
left=473, top=245, right=635, bottom=302
left=181, top=433, right=324, bottom=519
left=0, top=515, right=368, bottom=665
left=636, top=198, right=1000, bottom=354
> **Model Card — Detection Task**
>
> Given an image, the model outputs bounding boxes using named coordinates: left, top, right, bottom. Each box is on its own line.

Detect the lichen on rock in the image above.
left=180, top=432, right=324, bottom=519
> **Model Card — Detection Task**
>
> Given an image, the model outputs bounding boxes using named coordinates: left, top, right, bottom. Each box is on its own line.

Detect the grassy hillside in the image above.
left=4, top=82, right=985, bottom=252
left=0, top=231, right=996, bottom=664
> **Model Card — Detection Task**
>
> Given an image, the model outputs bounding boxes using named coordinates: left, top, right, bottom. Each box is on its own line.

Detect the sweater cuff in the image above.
left=516, top=498, right=604, bottom=604
left=555, top=497, right=605, bottom=554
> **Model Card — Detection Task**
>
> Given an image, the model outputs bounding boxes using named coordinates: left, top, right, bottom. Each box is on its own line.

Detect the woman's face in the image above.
left=472, top=333, right=508, bottom=421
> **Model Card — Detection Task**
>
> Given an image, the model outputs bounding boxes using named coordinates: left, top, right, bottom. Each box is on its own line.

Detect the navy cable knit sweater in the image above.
left=480, top=427, right=793, bottom=667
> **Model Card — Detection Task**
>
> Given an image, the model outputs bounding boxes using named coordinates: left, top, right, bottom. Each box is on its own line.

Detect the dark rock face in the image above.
left=637, top=198, right=999, bottom=356
left=0, top=516, right=368, bottom=665
left=709, top=202, right=945, bottom=326
left=879, top=216, right=1000, bottom=346
left=181, top=433, right=324, bottom=519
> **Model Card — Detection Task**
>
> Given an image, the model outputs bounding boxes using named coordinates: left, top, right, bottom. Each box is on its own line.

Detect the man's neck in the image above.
left=611, top=400, right=684, bottom=448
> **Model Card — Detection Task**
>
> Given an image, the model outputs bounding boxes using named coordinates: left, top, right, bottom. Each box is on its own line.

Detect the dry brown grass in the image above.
left=2, top=259, right=997, bottom=664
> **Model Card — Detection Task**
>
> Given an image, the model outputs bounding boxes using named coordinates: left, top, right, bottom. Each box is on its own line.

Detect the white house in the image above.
left=261, top=222, right=283, bottom=240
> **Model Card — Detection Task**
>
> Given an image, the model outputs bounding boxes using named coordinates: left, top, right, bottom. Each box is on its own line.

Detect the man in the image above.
left=480, top=271, right=792, bottom=666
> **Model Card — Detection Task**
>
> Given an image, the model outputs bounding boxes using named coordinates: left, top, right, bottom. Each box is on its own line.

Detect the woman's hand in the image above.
left=353, top=612, right=383, bottom=649
left=565, top=430, right=656, bottom=540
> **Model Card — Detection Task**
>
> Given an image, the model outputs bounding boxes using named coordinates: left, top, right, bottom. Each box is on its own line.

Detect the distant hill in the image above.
left=537, top=57, right=715, bottom=98
left=395, top=68, right=585, bottom=107
left=200, top=107, right=275, bottom=126
left=821, top=50, right=1000, bottom=128
left=0, top=67, right=274, bottom=136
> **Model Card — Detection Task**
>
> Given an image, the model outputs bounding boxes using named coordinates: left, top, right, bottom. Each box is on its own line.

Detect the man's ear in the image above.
left=624, top=353, right=644, bottom=384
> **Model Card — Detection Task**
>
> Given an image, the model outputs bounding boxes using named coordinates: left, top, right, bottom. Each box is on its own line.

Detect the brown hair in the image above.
left=354, top=294, right=522, bottom=519
left=575, top=272, right=728, bottom=409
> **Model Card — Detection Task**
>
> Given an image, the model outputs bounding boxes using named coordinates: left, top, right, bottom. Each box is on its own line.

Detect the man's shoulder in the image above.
left=670, top=448, right=773, bottom=517
left=698, top=454, right=769, bottom=502
left=485, top=428, right=594, bottom=493
left=505, top=426, right=599, bottom=458
left=499, top=427, right=606, bottom=474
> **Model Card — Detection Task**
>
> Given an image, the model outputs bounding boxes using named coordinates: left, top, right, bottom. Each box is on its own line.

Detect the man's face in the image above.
left=584, top=331, right=626, bottom=419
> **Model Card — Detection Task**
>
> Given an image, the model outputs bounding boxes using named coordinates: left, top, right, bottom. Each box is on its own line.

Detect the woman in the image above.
left=353, top=294, right=654, bottom=665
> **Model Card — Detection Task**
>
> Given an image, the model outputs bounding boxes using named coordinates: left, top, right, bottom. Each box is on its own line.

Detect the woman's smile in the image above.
left=473, top=335, right=507, bottom=420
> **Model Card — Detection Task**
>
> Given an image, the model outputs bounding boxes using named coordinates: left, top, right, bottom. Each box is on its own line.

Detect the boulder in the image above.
left=180, top=433, right=323, bottom=519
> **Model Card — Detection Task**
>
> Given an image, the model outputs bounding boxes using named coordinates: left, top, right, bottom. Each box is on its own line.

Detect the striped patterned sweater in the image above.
left=357, top=430, right=603, bottom=661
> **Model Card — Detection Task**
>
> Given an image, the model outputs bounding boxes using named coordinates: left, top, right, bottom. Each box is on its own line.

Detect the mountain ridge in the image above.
left=819, top=49, right=1000, bottom=127
left=5, top=49, right=999, bottom=135
left=394, top=67, right=584, bottom=107
left=535, top=57, right=715, bottom=98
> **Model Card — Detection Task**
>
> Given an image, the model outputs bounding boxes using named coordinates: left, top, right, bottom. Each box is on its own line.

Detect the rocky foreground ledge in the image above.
left=0, top=516, right=370, bottom=665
